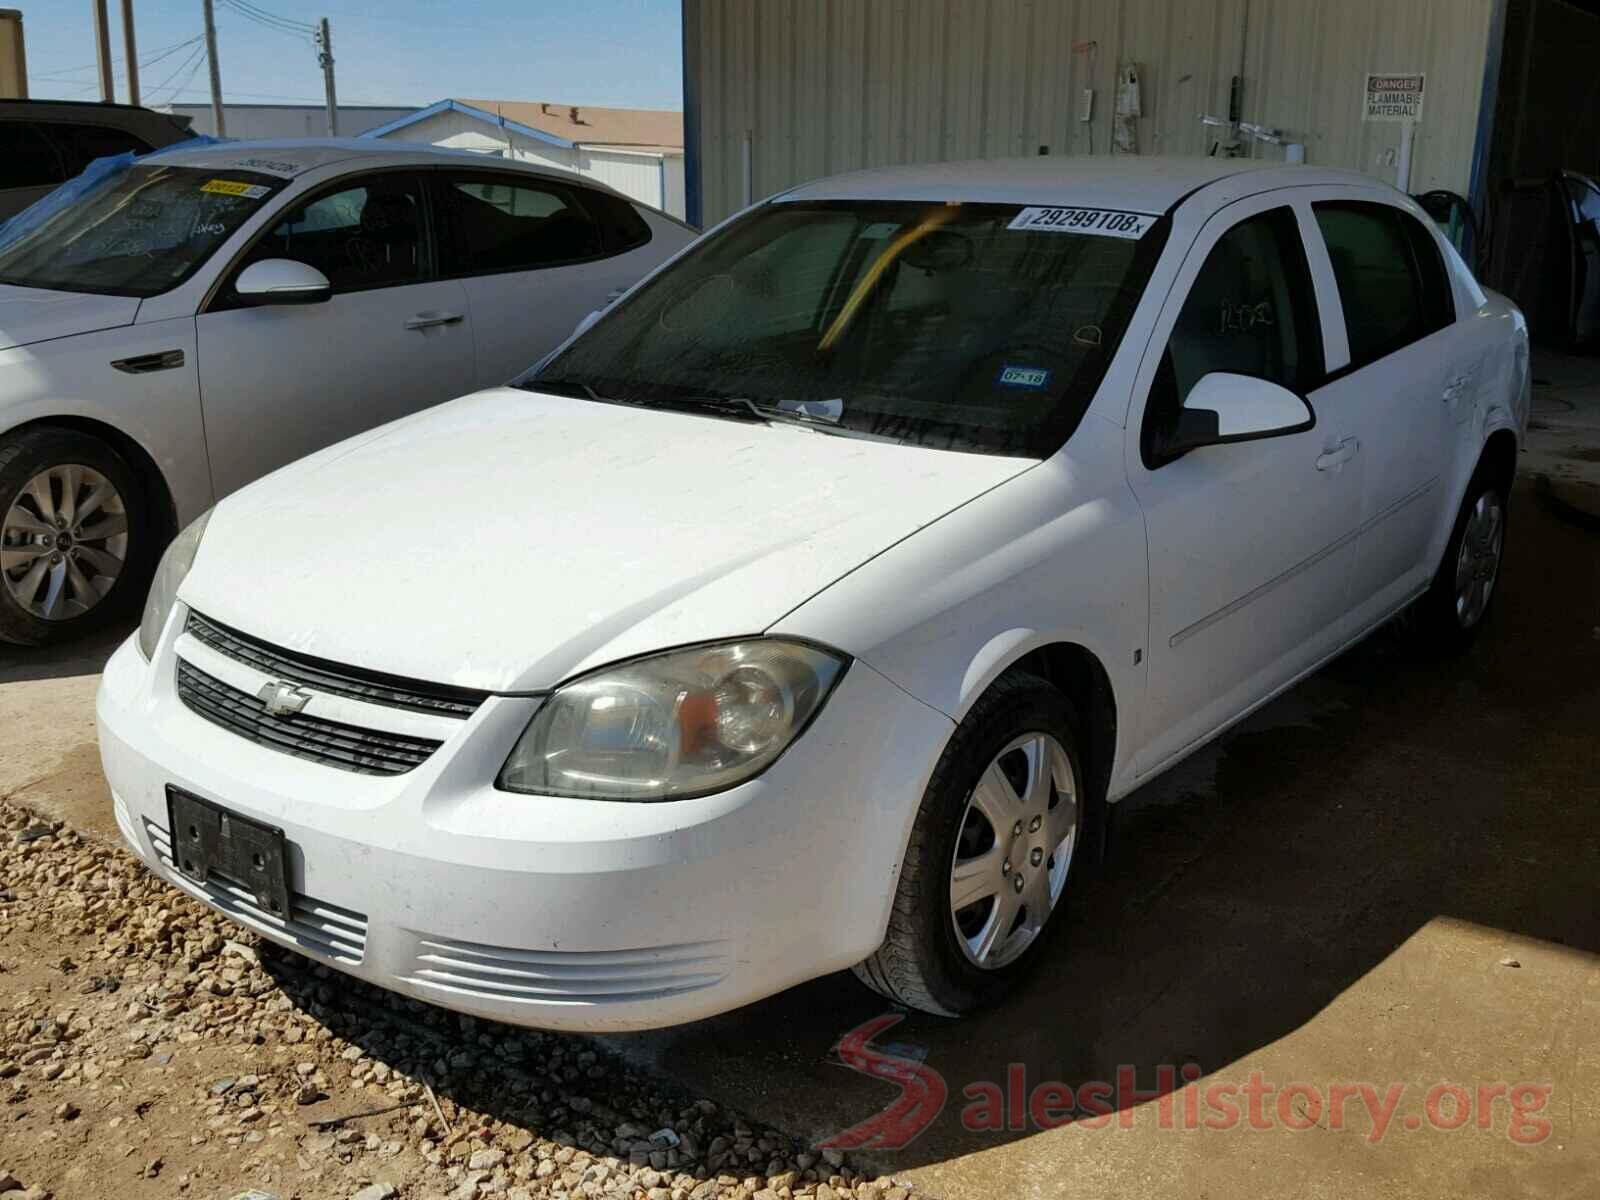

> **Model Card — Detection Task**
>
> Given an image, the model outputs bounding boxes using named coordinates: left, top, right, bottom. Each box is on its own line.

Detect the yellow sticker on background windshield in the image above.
left=201, top=178, right=270, bottom=199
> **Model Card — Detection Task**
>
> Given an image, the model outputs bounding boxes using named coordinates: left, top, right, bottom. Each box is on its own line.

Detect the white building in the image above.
left=362, top=98, right=687, bottom=221
left=162, top=102, right=418, bottom=139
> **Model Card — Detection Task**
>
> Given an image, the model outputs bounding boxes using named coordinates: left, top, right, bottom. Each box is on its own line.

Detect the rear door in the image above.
left=1302, top=194, right=1465, bottom=617
left=196, top=169, right=475, bottom=498
left=1125, top=196, right=1362, bottom=776
left=431, top=169, right=669, bottom=388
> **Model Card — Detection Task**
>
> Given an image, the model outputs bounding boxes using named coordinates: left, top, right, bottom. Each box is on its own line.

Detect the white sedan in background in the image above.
left=0, top=138, right=693, bottom=645
left=99, top=156, right=1527, bottom=1030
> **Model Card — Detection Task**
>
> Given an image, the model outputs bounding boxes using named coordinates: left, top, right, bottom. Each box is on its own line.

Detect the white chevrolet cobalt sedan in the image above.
left=0, top=138, right=691, bottom=646
left=98, top=157, right=1528, bottom=1030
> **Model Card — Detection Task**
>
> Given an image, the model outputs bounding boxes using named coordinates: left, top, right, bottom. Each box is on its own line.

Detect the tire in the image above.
left=853, top=672, right=1089, bottom=1017
left=1408, top=468, right=1509, bottom=656
left=0, top=427, right=151, bottom=647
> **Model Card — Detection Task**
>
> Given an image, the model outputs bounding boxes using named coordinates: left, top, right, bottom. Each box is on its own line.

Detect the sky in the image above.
left=25, top=0, right=684, bottom=112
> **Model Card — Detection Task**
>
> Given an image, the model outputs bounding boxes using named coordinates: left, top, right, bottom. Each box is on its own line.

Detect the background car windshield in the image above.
left=0, top=165, right=285, bottom=297
left=536, top=199, right=1165, bottom=457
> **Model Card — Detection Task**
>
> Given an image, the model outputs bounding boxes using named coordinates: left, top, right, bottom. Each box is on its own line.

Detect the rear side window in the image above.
left=437, top=174, right=604, bottom=273
left=45, top=122, right=154, bottom=176
left=0, top=122, right=64, bottom=189
left=1314, top=201, right=1454, bottom=369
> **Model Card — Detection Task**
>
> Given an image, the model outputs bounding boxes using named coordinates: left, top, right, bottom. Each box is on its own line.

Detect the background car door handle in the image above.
left=1315, top=437, right=1359, bottom=471
left=404, top=312, right=464, bottom=331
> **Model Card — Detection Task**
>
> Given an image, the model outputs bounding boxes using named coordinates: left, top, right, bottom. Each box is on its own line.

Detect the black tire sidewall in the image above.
left=1416, top=471, right=1509, bottom=653
left=0, top=428, right=150, bottom=646
left=909, top=677, right=1087, bottom=1013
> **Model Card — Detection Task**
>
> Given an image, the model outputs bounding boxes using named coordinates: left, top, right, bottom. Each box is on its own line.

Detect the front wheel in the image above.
left=1408, top=472, right=1508, bottom=655
left=853, top=672, right=1086, bottom=1017
left=0, top=428, right=148, bottom=646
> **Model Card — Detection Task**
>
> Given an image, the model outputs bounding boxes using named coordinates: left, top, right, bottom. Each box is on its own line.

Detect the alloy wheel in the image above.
left=949, top=731, right=1078, bottom=970
left=1454, top=491, right=1503, bottom=630
left=1, top=464, right=129, bottom=621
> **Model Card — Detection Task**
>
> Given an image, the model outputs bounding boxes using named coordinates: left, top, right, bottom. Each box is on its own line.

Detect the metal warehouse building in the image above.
left=680, top=0, right=1600, bottom=233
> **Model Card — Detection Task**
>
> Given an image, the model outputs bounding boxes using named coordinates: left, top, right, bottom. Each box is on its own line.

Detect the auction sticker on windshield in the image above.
left=1009, top=206, right=1157, bottom=239
left=200, top=179, right=271, bottom=199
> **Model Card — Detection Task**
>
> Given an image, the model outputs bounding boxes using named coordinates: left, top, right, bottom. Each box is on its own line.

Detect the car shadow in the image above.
left=0, top=617, right=135, bottom=684
left=260, top=480, right=1600, bottom=1177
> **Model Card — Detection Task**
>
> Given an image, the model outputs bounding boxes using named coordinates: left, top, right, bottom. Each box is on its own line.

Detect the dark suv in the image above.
left=0, top=99, right=192, bottom=220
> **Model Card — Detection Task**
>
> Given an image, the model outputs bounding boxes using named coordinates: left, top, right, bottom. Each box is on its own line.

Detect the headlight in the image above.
left=137, top=509, right=212, bottom=661
left=499, top=639, right=847, bottom=801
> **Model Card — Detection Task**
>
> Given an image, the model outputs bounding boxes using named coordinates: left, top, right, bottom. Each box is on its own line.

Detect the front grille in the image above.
left=403, top=934, right=730, bottom=1006
left=185, top=611, right=488, bottom=718
left=176, top=659, right=442, bottom=776
left=146, top=819, right=369, bottom=964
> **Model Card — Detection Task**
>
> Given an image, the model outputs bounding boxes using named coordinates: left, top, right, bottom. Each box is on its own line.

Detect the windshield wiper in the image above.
left=647, top=394, right=884, bottom=437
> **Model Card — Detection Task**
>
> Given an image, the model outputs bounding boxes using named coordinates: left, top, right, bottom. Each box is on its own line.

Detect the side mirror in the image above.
left=1165, top=372, right=1314, bottom=458
left=234, top=258, right=332, bottom=305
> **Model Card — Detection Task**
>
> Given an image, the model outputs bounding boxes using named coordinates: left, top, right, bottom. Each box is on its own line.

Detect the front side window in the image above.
left=0, top=122, right=64, bottom=189
left=0, top=164, right=284, bottom=297
left=1142, top=206, right=1321, bottom=465
left=436, top=175, right=604, bottom=273
left=535, top=199, right=1167, bottom=457
left=46, top=122, right=154, bottom=176
left=1314, top=201, right=1452, bottom=368
left=245, top=176, right=427, bottom=291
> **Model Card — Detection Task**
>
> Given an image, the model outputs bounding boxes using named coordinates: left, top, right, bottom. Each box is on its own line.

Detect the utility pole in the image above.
left=120, top=0, right=139, bottom=105
left=316, top=17, right=337, bottom=136
left=91, top=0, right=114, bottom=102
left=201, top=0, right=224, bottom=136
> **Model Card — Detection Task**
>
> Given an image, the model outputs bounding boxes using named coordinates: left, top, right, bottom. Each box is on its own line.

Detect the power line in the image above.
left=31, top=34, right=204, bottom=80
left=218, top=0, right=315, bottom=39
left=145, top=41, right=208, bottom=105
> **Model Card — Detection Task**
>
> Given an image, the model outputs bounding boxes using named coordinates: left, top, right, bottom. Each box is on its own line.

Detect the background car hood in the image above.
left=182, top=388, right=1035, bottom=692
left=0, top=285, right=140, bottom=351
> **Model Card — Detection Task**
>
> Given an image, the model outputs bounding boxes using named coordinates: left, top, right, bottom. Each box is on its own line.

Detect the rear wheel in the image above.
left=853, top=672, right=1085, bottom=1016
left=0, top=428, right=148, bottom=646
left=1409, top=471, right=1508, bottom=654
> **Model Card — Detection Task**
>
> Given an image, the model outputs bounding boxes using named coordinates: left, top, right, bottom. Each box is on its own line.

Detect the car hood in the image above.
left=182, top=387, right=1035, bottom=692
left=0, top=285, right=141, bottom=352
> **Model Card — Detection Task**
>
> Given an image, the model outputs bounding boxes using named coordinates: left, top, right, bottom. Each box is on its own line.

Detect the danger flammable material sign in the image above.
left=1364, top=73, right=1425, bottom=123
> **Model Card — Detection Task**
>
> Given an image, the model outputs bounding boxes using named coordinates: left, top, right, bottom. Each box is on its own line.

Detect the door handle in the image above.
left=111, top=349, right=185, bottom=373
left=1315, top=437, right=1359, bottom=471
left=404, top=312, right=464, bottom=331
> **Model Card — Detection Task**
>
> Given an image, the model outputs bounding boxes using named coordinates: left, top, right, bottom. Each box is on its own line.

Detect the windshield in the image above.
left=0, top=164, right=286, bottom=297
left=534, top=199, right=1167, bottom=457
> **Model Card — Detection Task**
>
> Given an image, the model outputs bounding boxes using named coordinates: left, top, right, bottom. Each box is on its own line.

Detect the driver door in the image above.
left=1125, top=196, right=1364, bottom=777
left=195, top=171, right=475, bottom=499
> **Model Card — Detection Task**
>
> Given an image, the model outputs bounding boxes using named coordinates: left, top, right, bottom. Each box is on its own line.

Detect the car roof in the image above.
left=140, top=136, right=595, bottom=183
left=777, top=155, right=1392, bottom=213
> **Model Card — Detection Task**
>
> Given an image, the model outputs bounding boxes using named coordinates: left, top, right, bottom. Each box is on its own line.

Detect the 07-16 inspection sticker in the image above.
left=1009, top=206, right=1157, bottom=239
left=200, top=179, right=270, bottom=199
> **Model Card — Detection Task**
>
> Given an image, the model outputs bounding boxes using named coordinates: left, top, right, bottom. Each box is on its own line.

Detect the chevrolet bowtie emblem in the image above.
left=257, top=680, right=312, bottom=717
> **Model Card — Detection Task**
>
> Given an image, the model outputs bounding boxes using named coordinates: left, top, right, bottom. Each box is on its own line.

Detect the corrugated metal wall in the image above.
left=686, top=0, right=1495, bottom=225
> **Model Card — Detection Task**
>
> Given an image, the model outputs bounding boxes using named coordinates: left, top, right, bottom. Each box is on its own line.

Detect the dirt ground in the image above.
left=1, top=375, right=1598, bottom=1199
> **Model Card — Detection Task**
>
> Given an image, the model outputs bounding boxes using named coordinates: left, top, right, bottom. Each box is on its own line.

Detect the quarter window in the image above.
left=246, top=176, right=428, bottom=292
left=1314, top=201, right=1454, bottom=368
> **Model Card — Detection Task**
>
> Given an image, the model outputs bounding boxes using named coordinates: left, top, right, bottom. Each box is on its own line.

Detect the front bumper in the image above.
left=96, top=617, right=952, bottom=1032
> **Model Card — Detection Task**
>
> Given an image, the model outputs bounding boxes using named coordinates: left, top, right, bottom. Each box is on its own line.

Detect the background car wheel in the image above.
left=853, top=671, right=1087, bottom=1017
left=0, top=428, right=149, bottom=647
left=1408, top=469, right=1509, bottom=656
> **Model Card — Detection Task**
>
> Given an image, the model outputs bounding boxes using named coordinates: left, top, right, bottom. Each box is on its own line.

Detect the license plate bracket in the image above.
left=165, top=786, right=291, bottom=919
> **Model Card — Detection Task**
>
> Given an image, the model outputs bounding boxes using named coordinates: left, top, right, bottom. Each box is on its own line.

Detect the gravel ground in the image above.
left=0, top=798, right=914, bottom=1200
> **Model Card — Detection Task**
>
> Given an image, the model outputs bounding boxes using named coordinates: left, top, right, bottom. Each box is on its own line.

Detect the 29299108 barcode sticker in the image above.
left=1008, top=206, right=1158, bottom=239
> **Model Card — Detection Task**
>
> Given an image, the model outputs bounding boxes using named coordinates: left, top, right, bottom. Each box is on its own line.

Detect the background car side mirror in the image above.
left=234, top=258, right=332, bottom=306
left=1164, top=372, right=1315, bottom=457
